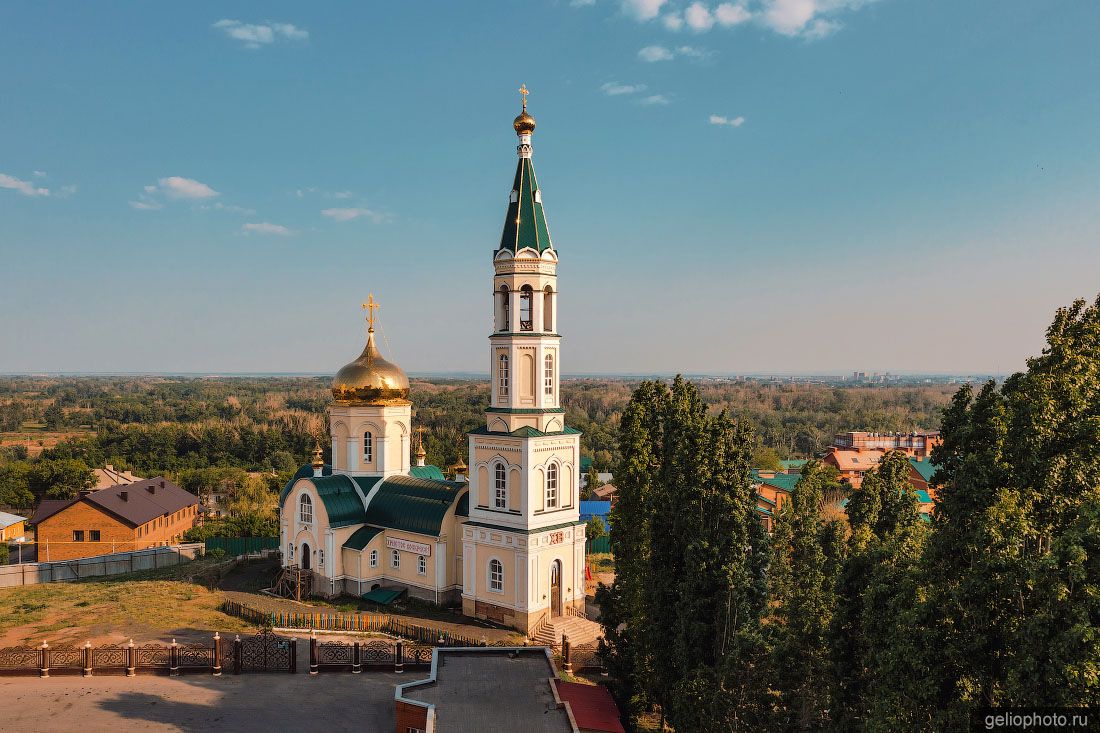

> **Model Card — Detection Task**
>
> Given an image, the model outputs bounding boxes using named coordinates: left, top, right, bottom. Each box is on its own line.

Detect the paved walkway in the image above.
left=0, top=673, right=403, bottom=732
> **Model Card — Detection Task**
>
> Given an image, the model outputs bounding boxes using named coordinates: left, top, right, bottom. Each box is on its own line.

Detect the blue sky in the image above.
left=1, top=1, right=1099, bottom=375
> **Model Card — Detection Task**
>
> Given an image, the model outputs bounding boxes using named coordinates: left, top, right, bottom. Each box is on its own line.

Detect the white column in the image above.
left=532, top=290, right=544, bottom=334
left=346, top=437, right=358, bottom=472
left=377, top=435, right=386, bottom=474
left=401, top=434, right=410, bottom=473
left=509, top=289, right=520, bottom=332
left=435, top=542, right=446, bottom=590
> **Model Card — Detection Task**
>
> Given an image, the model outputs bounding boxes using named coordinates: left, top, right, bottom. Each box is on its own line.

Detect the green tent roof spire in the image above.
left=499, top=89, right=554, bottom=254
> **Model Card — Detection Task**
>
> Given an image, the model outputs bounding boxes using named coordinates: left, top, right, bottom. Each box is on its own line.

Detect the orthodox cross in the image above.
left=362, top=294, right=380, bottom=332
left=519, top=84, right=529, bottom=111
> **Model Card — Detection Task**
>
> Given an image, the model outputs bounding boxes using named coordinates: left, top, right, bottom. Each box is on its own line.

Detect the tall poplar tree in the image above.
left=920, top=294, right=1100, bottom=723
left=830, top=449, right=928, bottom=731
left=767, top=460, right=845, bottom=731
left=599, top=377, right=771, bottom=730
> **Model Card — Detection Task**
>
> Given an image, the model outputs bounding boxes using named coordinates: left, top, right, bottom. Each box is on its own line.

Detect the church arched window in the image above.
left=391, top=549, right=400, bottom=569
left=543, top=286, right=554, bottom=331
left=498, top=354, right=510, bottom=398
left=546, top=463, right=558, bottom=508
left=299, top=495, right=312, bottom=524
left=489, top=559, right=504, bottom=592
left=544, top=354, right=554, bottom=396
left=418, top=555, right=427, bottom=575
left=363, top=432, right=373, bottom=463
left=519, top=285, right=533, bottom=331
left=494, top=462, right=507, bottom=509
left=369, top=549, right=378, bottom=568
left=498, top=285, right=510, bottom=331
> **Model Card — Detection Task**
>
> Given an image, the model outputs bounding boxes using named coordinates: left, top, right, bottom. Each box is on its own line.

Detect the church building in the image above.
left=278, top=89, right=586, bottom=634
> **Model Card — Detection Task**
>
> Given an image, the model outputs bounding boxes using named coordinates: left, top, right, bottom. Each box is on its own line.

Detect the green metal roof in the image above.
left=362, top=587, right=405, bottom=605
left=580, top=457, right=594, bottom=472
left=462, top=519, right=583, bottom=535
left=410, top=465, right=446, bottom=481
left=781, top=459, right=808, bottom=469
left=750, top=470, right=800, bottom=492
left=280, top=462, right=333, bottom=505
left=499, top=156, right=553, bottom=253
left=915, top=489, right=933, bottom=504
left=311, top=475, right=371, bottom=528
left=469, top=425, right=582, bottom=438
left=456, top=493, right=469, bottom=517
left=343, top=525, right=383, bottom=551
left=756, top=493, right=777, bottom=506
left=909, top=458, right=939, bottom=483
left=362, top=475, right=466, bottom=536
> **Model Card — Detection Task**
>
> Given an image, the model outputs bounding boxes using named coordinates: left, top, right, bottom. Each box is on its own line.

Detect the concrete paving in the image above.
left=0, top=671, right=403, bottom=732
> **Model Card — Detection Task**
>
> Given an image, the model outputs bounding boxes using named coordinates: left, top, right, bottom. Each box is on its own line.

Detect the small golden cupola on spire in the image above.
left=331, top=294, right=411, bottom=406
left=513, top=83, right=536, bottom=135
left=311, top=440, right=324, bottom=475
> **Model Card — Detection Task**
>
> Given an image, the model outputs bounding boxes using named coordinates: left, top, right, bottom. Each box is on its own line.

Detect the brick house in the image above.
left=30, top=477, right=198, bottom=561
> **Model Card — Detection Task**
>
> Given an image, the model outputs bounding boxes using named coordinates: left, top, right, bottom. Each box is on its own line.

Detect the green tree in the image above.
left=583, top=465, right=602, bottom=500
left=767, top=460, right=844, bottom=730
left=0, top=461, right=35, bottom=510
left=222, top=474, right=278, bottom=537
left=600, top=377, right=772, bottom=731
left=27, top=458, right=95, bottom=500
left=43, top=402, right=64, bottom=430
left=586, top=515, right=607, bottom=542
left=918, top=295, right=1100, bottom=723
left=753, top=446, right=784, bottom=473
left=830, top=450, right=928, bottom=731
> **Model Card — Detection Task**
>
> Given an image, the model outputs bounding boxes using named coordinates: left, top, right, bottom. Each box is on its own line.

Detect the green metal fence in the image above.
left=587, top=536, right=611, bottom=554
left=205, top=536, right=279, bottom=556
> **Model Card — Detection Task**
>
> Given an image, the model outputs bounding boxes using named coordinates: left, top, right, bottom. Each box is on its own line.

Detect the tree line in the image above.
left=599, top=295, right=1100, bottom=731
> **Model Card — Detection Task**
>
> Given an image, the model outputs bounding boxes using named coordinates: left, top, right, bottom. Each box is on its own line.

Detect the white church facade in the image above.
left=278, top=90, right=586, bottom=633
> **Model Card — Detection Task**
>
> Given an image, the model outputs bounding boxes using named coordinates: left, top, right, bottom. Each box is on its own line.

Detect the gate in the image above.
left=234, top=630, right=296, bottom=673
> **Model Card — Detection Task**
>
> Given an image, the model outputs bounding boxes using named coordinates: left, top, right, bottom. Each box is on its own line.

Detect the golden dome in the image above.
left=331, top=330, right=411, bottom=405
left=311, top=442, right=324, bottom=470
left=513, top=110, right=536, bottom=135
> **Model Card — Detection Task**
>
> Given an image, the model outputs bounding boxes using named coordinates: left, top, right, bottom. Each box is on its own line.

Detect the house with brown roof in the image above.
left=821, top=447, right=887, bottom=489
left=30, top=477, right=198, bottom=561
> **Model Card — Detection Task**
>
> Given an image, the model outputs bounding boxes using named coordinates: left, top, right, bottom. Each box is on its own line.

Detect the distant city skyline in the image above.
left=2, top=1, right=1098, bottom=375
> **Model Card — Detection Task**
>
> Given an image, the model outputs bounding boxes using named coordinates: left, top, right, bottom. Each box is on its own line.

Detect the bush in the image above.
left=209, top=547, right=226, bottom=560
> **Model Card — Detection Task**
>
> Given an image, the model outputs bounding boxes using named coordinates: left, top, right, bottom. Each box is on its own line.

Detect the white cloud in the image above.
left=601, top=82, right=647, bottom=95
left=571, top=0, right=597, bottom=6
left=622, top=0, right=667, bottom=21
left=616, top=0, right=873, bottom=38
left=709, top=114, right=746, bottom=127
left=199, top=202, right=256, bottom=216
left=676, top=45, right=709, bottom=57
left=33, top=170, right=46, bottom=179
left=242, top=222, right=294, bottom=236
left=684, top=2, right=715, bottom=30
left=321, top=207, right=387, bottom=223
left=715, top=2, right=752, bottom=26
left=640, top=94, right=671, bottom=105
left=129, top=200, right=163, bottom=211
left=638, top=45, right=675, bottom=62
left=662, top=12, right=684, bottom=29
left=159, top=176, right=219, bottom=199
left=0, top=172, right=50, bottom=197
left=212, top=19, right=309, bottom=49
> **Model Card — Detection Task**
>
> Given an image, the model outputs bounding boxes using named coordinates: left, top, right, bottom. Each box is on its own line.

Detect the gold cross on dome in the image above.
left=362, top=293, right=380, bottom=332
left=519, top=84, right=529, bottom=110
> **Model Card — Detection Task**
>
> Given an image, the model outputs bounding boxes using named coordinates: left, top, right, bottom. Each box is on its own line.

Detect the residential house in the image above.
left=30, top=477, right=198, bottom=561
left=0, top=511, right=27, bottom=542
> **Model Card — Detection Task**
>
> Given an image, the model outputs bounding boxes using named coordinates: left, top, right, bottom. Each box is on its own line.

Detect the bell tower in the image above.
left=461, top=88, right=586, bottom=634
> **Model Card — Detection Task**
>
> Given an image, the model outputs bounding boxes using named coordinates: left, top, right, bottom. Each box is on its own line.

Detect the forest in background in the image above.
left=0, top=375, right=954, bottom=514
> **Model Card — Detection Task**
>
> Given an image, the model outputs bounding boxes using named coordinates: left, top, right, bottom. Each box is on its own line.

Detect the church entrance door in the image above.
left=550, top=560, right=562, bottom=617
left=301, top=543, right=311, bottom=571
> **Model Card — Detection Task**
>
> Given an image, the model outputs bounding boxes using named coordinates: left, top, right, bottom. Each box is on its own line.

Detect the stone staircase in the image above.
left=531, top=613, right=603, bottom=647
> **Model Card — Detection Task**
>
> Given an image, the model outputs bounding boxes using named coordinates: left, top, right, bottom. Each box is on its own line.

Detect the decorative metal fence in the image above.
left=235, top=630, right=296, bottom=673
left=307, top=637, right=436, bottom=674
left=0, top=638, right=223, bottom=678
